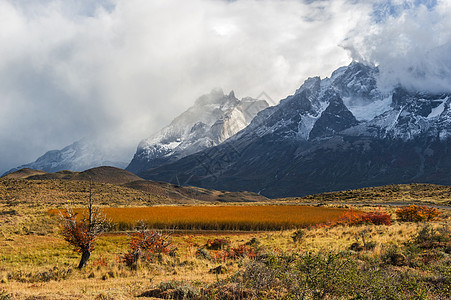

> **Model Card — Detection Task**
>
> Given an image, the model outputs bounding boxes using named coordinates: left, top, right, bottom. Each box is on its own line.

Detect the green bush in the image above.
left=291, top=229, right=305, bottom=243
left=195, top=248, right=211, bottom=260
left=0, top=289, right=11, bottom=300
left=207, top=249, right=439, bottom=299
left=413, top=224, right=450, bottom=249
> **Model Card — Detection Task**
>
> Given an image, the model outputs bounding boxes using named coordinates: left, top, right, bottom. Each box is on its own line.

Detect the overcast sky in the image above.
left=1, top=0, right=450, bottom=174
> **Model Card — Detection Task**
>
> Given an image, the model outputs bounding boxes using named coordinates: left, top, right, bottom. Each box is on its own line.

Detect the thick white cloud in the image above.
left=344, top=0, right=451, bottom=93
left=1, top=0, right=371, bottom=173
left=8, top=0, right=450, bottom=173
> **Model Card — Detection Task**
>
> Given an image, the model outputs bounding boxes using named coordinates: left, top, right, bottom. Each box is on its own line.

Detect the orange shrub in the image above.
left=395, top=205, right=441, bottom=222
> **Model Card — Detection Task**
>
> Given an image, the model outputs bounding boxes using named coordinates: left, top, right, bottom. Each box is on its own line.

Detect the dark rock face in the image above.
left=309, top=91, right=358, bottom=139
left=135, top=62, right=451, bottom=198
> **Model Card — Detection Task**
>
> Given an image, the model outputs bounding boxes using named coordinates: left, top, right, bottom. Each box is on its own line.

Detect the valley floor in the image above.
left=0, top=204, right=450, bottom=299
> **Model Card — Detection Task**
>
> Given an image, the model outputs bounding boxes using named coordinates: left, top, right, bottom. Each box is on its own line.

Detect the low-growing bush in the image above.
left=121, top=225, right=172, bottom=269
left=396, top=204, right=441, bottom=222
left=227, top=244, right=258, bottom=260
left=6, top=267, right=73, bottom=283
left=328, top=208, right=392, bottom=227
left=208, top=250, right=438, bottom=299
left=158, top=280, right=200, bottom=299
left=0, top=289, right=11, bottom=300
left=195, top=248, right=211, bottom=260
left=139, top=280, right=201, bottom=299
left=411, top=224, right=450, bottom=249
left=206, top=238, right=230, bottom=250
left=360, top=209, right=392, bottom=225
left=291, top=229, right=305, bottom=243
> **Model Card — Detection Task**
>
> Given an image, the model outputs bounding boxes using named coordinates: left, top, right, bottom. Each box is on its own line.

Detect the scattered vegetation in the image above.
left=288, top=183, right=451, bottom=206
left=291, top=229, right=305, bottom=243
left=314, top=207, right=392, bottom=228
left=1, top=176, right=450, bottom=299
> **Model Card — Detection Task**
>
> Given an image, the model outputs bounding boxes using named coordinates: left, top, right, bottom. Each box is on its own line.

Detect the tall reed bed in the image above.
left=51, top=205, right=349, bottom=231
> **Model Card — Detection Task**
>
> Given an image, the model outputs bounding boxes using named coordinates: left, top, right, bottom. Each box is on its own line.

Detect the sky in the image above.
left=0, top=0, right=450, bottom=174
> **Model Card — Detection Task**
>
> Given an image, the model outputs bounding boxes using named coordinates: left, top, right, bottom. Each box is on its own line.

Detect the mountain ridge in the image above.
left=137, top=61, right=451, bottom=197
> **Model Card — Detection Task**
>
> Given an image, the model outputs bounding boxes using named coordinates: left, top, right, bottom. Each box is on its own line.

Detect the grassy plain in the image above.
left=1, top=178, right=450, bottom=299
left=1, top=216, right=450, bottom=299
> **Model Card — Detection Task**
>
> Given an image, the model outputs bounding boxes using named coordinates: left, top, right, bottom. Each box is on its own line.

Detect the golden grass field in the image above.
left=1, top=214, right=449, bottom=299
left=50, top=205, right=349, bottom=231
left=1, top=177, right=450, bottom=299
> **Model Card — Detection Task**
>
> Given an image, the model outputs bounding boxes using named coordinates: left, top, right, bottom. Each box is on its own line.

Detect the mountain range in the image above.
left=137, top=62, right=451, bottom=197
left=4, top=62, right=451, bottom=198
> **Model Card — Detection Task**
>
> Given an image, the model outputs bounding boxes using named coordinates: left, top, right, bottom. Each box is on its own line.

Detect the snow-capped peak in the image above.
left=126, top=89, right=269, bottom=174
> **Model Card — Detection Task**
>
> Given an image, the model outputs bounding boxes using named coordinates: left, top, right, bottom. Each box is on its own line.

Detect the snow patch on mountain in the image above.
left=428, top=98, right=446, bottom=119
left=343, top=96, right=392, bottom=121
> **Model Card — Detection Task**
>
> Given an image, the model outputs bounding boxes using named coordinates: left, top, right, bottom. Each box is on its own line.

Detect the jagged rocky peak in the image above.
left=331, top=61, right=381, bottom=100
left=126, top=88, right=269, bottom=174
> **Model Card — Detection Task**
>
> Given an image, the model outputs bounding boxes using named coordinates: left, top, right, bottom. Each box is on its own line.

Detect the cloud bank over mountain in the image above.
left=0, top=0, right=449, bottom=174
left=344, top=0, right=451, bottom=93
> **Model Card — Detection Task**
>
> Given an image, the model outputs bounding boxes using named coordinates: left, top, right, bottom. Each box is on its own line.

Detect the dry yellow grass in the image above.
left=1, top=212, right=449, bottom=299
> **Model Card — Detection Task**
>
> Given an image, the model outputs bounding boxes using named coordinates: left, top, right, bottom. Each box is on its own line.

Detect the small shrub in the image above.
left=92, top=255, right=108, bottom=267
left=382, top=246, right=407, bottom=266
left=156, top=280, right=201, bottom=299
left=360, top=210, right=392, bottom=225
left=364, top=241, right=377, bottom=251
left=412, top=224, right=450, bottom=249
left=291, top=229, right=305, bottom=243
left=333, top=208, right=392, bottom=226
left=195, top=248, right=212, bottom=260
left=6, top=268, right=73, bottom=283
left=396, top=204, right=441, bottom=222
left=246, top=237, right=261, bottom=247
left=206, top=238, right=230, bottom=250
left=227, top=244, right=258, bottom=260
left=0, top=289, right=11, bottom=300
left=209, top=265, right=228, bottom=274
left=121, top=225, right=172, bottom=269
left=349, top=242, right=364, bottom=252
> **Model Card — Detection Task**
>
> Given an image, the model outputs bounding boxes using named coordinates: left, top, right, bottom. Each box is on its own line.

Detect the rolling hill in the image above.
left=0, top=167, right=268, bottom=206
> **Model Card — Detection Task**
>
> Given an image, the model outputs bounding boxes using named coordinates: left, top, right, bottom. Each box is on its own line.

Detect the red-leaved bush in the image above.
left=122, top=227, right=171, bottom=269
left=317, top=208, right=392, bottom=228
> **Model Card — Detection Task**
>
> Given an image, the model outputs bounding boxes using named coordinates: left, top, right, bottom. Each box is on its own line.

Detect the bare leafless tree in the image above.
left=59, top=182, right=108, bottom=269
